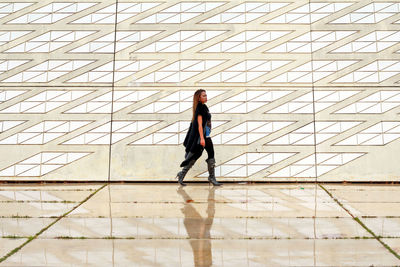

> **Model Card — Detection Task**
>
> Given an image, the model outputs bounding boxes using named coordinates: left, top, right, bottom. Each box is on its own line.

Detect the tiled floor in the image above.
left=0, top=183, right=399, bottom=266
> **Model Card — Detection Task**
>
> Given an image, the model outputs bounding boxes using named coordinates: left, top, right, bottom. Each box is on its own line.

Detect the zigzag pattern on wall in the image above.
left=0, top=0, right=399, bottom=181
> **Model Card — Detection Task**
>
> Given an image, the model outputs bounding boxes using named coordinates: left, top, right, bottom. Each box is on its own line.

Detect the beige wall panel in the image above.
left=0, top=86, right=113, bottom=181
left=315, top=86, right=400, bottom=181
left=1, top=0, right=400, bottom=181
left=317, top=141, right=400, bottom=181
left=310, top=0, right=400, bottom=181
left=0, top=0, right=116, bottom=181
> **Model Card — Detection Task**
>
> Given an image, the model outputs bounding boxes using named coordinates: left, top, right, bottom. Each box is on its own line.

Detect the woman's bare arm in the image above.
left=198, top=115, right=205, bottom=147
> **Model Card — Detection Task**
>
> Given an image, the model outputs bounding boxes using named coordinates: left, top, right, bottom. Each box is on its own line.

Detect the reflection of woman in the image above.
left=176, top=89, right=221, bottom=186
left=177, top=187, right=216, bottom=267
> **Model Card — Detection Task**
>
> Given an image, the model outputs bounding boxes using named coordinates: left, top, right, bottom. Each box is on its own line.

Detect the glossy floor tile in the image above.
left=0, top=189, right=96, bottom=202
left=1, top=239, right=399, bottom=267
left=0, top=185, right=101, bottom=192
left=0, top=238, right=27, bottom=258
left=70, top=202, right=350, bottom=218
left=322, top=185, right=400, bottom=203
left=0, top=185, right=101, bottom=219
left=342, top=202, right=400, bottom=217
left=382, top=238, right=400, bottom=255
left=324, top=185, right=400, bottom=241
left=0, top=183, right=399, bottom=266
left=69, top=185, right=348, bottom=218
left=42, top=217, right=370, bottom=239
left=362, top=218, right=400, bottom=238
left=0, top=202, right=77, bottom=218
left=107, top=184, right=335, bottom=204
left=0, top=218, right=54, bottom=237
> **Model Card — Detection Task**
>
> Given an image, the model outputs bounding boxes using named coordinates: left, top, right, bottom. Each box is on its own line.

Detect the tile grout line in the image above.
left=319, top=184, right=400, bottom=261
left=0, top=184, right=107, bottom=263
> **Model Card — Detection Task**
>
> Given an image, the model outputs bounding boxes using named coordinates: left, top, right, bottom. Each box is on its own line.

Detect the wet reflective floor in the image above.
left=0, top=183, right=399, bottom=266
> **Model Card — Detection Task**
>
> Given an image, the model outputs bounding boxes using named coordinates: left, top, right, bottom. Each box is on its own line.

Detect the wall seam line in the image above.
left=107, top=0, right=119, bottom=183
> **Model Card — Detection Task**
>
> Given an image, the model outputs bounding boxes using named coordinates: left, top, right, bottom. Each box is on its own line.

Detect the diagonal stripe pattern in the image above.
left=0, top=0, right=398, bottom=181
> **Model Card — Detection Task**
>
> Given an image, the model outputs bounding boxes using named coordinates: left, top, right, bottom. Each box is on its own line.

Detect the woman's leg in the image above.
left=177, top=149, right=203, bottom=186
left=204, top=138, right=221, bottom=186
left=204, top=138, right=214, bottom=159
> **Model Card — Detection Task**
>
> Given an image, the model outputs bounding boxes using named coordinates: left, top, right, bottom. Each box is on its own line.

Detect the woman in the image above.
left=176, top=89, right=221, bottom=186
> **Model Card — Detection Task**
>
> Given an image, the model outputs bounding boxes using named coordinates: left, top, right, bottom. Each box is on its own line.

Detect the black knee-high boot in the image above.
left=176, top=159, right=196, bottom=186
left=206, top=158, right=221, bottom=186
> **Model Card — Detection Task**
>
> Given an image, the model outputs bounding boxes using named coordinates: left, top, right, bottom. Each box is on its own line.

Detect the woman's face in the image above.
left=199, top=91, right=207, bottom=104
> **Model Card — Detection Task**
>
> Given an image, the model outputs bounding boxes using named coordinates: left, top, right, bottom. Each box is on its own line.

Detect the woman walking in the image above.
left=176, top=89, right=221, bottom=186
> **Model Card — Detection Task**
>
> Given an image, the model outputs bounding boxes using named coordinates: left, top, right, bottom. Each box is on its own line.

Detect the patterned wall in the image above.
left=0, top=0, right=399, bottom=181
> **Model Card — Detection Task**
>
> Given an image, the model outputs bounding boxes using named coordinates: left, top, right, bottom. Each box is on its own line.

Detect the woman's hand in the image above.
left=200, top=138, right=205, bottom=147
left=198, top=115, right=205, bottom=147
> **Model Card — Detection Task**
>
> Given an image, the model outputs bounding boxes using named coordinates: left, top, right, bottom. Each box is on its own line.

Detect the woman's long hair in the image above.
left=192, top=89, right=205, bottom=122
